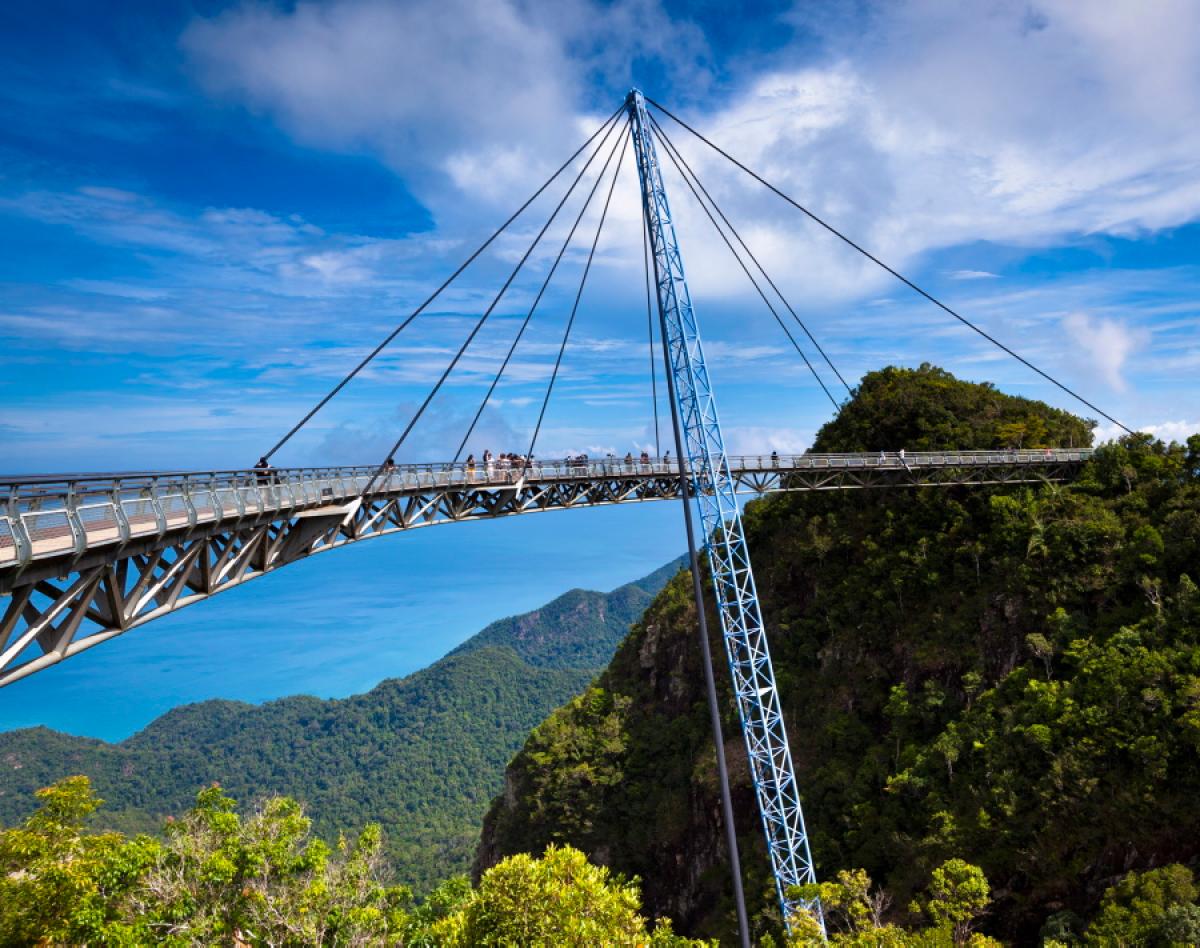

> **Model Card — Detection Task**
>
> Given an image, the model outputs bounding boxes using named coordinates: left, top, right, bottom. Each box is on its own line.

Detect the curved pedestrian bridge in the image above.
left=0, top=449, right=1091, bottom=687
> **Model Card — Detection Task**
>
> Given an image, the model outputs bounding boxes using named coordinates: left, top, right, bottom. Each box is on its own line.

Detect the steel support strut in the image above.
left=626, top=88, right=823, bottom=933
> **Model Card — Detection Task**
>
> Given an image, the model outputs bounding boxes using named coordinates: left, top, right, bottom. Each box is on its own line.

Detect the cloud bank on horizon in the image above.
left=1, top=0, right=1199, bottom=471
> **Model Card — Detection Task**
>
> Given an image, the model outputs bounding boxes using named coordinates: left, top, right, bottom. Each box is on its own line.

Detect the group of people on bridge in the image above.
left=464, top=450, right=532, bottom=480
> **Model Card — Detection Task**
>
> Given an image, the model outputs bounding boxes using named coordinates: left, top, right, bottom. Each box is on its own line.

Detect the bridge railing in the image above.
left=730, top=448, right=1094, bottom=470
left=0, top=449, right=1093, bottom=569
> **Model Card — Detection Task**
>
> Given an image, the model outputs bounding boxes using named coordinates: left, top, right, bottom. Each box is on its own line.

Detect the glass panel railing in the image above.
left=120, top=497, right=159, bottom=537
left=23, top=510, right=74, bottom=555
left=76, top=501, right=122, bottom=545
left=0, top=518, right=16, bottom=565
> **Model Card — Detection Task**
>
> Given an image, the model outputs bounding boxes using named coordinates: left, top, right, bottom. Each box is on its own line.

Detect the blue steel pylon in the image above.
left=626, top=89, right=824, bottom=933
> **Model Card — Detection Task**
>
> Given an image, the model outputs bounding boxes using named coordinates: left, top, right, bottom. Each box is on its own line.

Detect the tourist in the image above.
left=254, top=456, right=272, bottom=485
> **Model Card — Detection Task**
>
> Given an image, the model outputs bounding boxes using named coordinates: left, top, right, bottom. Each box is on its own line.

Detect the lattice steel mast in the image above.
left=626, top=88, right=821, bottom=930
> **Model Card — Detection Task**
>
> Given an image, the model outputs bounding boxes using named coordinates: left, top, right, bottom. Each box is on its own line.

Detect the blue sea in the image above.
left=0, top=503, right=684, bottom=741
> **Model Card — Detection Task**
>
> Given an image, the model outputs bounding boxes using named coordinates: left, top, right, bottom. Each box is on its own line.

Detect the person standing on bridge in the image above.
left=484, top=449, right=493, bottom=479
left=771, top=450, right=779, bottom=467
left=254, top=457, right=274, bottom=485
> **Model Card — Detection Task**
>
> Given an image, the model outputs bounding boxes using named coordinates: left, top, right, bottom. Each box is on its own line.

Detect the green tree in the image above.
left=0, top=775, right=159, bottom=945
left=916, top=859, right=990, bottom=946
left=787, top=869, right=912, bottom=946
left=809, top=364, right=1092, bottom=453
left=1086, top=864, right=1198, bottom=946
left=0, top=563, right=684, bottom=897
left=128, top=784, right=411, bottom=944
left=442, top=844, right=706, bottom=946
left=790, top=868, right=891, bottom=937
left=2, top=778, right=718, bottom=946
left=401, top=874, right=473, bottom=946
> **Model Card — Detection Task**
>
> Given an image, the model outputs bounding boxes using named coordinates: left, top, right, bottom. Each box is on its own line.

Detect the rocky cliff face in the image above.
left=477, top=366, right=1200, bottom=942
left=476, top=568, right=755, bottom=934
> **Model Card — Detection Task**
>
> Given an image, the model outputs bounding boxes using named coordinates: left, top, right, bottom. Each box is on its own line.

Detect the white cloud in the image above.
left=1137, top=420, right=1200, bottom=444
left=723, top=426, right=813, bottom=457
left=1061, top=311, right=1147, bottom=391
left=182, top=0, right=707, bottom=209
left=947, top=270, right=999, bottom=281
left=179, top=0, right=1200, bottom=305
left=183, top=0, right=571, bottom=174
left=663, top=2, right=1200, bottom=298
left=1093, top=419, right=1200, bottom=445
left=11, top=1, right=1200, bottom=471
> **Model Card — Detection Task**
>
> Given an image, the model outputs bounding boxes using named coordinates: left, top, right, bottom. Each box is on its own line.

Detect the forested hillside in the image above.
left=0, top=558, right=682, bottom=892
left=478, top=365, right=1200, bottom=943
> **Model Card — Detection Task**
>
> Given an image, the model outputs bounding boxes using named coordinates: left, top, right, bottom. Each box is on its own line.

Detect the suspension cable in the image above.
left=453, top=117, right=632, bottom=463
left=261, top=105, right=625, bottom=461
left=362, top=117, right=627, bottom=496
left=642, top=207, right=662, bottom=456
left=526, top=134, right=630, bottom=466
left=649, top=113, right=852, bottom=399
left=646, top=97, right=1134, bottom=435
left=650, top=124, right=840, bottom=410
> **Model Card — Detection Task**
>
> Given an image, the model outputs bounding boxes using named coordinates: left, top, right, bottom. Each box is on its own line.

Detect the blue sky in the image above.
left=2, top=0, right=1199, bottom=737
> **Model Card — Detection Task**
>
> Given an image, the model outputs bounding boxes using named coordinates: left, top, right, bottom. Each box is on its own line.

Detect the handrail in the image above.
left=0, top=448, right=1095, bottom=491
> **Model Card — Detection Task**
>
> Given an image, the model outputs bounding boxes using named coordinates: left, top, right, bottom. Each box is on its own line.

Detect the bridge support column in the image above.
left=627, top=88, right=822, bottom=935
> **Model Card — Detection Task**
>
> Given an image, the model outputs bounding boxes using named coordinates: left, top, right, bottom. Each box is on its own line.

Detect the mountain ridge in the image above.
left=0, top=557, right=684, bottom=891
left=476, top=365, right=1200, bottom=942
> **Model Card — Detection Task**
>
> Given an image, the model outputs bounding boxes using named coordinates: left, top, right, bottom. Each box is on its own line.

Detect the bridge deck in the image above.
left=0, top=449, right=1092, bottom=687
left=2, top=450, right=1090, bottom=572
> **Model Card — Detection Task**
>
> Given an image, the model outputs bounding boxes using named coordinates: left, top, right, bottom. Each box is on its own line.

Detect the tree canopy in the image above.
left=478, top=366, right=1200, bottom=942
left=0, top=776, right=708, bottom=946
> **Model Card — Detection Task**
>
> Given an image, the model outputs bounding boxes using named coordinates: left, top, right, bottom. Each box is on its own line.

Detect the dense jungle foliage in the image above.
left=478, top=365, right=1200, bottom=943
left=0, top=561, right=681, bottom=894
left=0, top=776, right=709, bottom=946
left=4, top=775, right=1196, bottom=945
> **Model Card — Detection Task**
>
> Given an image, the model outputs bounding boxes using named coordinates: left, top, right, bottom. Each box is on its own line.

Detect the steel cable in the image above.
left=649, top=113, right=852, bottom=399
left=642, top=208, right=662, bottom=456
left=362, top=117, right=627, bottom=495
left=646, top=96, right=1134, bottom=434
left=525, top=132, right=630, bottom=467
left=452, top=117, right=632, bottom=463
left=649, top=124, right=841, bottom=410
left=261, top=105, right=626, bottom=461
